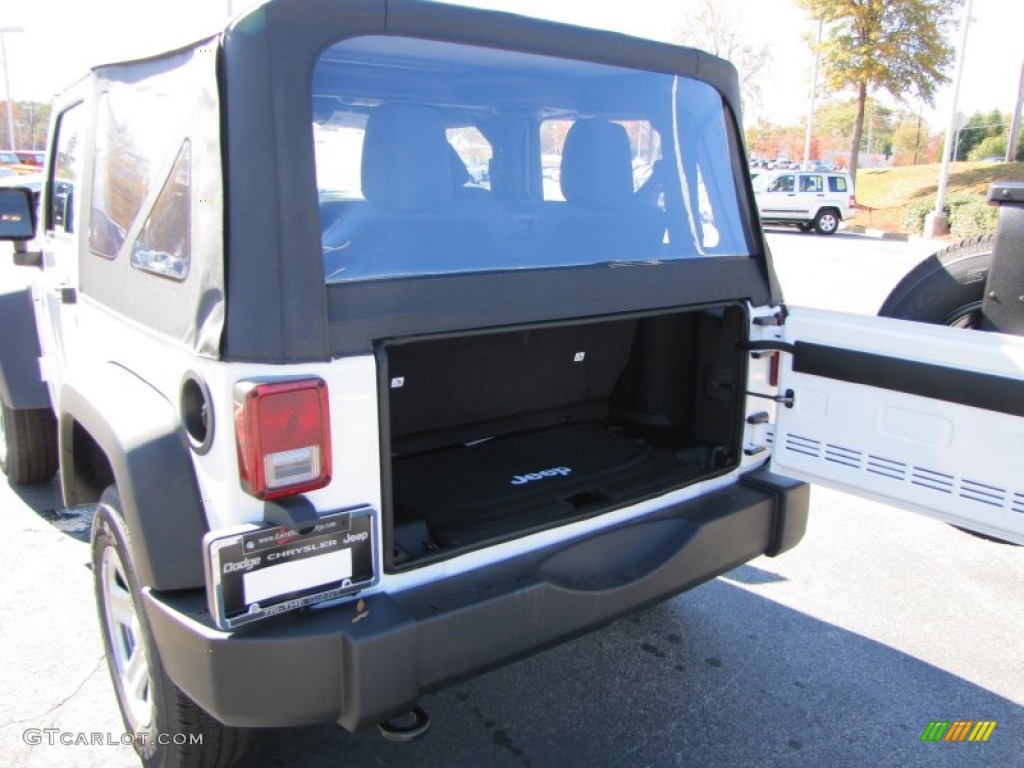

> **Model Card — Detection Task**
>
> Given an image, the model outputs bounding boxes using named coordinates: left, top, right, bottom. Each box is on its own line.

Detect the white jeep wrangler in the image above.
left=0, top=1, right=1021, bottom=766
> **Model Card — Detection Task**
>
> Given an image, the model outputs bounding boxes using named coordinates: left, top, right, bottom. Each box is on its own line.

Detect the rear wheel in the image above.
left=92, top=487, right=250, bottom=767
left=0, top=402, right=58, bottom=484
left=812, top=208, right=840, bottom=235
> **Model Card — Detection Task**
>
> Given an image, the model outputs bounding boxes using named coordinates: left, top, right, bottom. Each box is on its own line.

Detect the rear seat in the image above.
left=545, top=119, right=665, bottom=264
left=321, top=103, right=503, bottom=281
left=321, top=109, right=665, bottom=281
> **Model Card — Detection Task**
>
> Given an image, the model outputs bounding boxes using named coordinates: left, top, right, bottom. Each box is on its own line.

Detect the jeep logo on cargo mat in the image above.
left=511, top=467, right=572, bottom=486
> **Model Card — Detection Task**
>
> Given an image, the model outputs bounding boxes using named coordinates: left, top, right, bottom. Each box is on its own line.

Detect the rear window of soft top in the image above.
left=312, top=36, right=754, bottom=283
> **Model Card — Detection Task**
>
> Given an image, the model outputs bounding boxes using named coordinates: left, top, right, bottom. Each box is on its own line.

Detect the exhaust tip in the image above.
left=377, top=704, right=431, bottom=743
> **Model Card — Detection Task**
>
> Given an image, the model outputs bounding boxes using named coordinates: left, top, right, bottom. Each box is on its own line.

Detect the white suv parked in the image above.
left=754, top=170, right=855, bottom=235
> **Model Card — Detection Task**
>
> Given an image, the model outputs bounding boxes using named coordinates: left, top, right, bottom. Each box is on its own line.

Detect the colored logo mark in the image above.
left=920, top=721, right=996, bottom=742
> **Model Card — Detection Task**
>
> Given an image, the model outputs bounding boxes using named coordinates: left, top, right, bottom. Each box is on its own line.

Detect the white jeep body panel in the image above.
left=770, top=307, right=1024, bottom=545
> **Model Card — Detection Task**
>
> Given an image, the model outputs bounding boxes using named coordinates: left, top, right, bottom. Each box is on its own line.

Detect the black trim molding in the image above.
left=793, top=342, right=1024, bottom=418
left=328, top=258, right=768, bottom=355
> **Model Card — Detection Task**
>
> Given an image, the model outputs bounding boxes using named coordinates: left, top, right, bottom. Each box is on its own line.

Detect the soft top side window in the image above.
left=131, top=140, right=191, bottom=281
left=90, top=85, right=187, bottom=261
left=446, top=125, right=492, bottom=194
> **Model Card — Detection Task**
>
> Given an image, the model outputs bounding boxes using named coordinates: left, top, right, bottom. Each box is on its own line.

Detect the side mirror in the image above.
left=0, top=187, right=36, bottom=241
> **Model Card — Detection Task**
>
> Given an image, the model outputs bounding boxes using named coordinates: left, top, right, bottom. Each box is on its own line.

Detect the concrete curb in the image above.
left=764, top=223, right=943, bottom=248
left=838, top=224, right=910, bottom=241
left=838, top=224, right=949, bottom=249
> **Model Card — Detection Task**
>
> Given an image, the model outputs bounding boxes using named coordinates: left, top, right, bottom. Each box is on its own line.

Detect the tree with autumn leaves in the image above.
left=797, top=0, right=960, bottom=181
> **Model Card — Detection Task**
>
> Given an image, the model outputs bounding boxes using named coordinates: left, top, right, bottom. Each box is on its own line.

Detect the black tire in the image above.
left=0, top=402, right=58, bottom=484
left=878, top=233, right=992, bottom=328
left=92, top=487, right=250, bottom=768
left=797, top=222, right=814, bottom=233
left=812, top=208, right=840, bottom=235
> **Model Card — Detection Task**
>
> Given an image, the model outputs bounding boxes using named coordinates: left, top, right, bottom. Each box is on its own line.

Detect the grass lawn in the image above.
left=849, top=161, right=1024, bottom=234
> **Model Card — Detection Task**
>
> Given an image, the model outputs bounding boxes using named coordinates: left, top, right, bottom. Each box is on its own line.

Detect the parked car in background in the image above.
left=753, top=169, right=856, bottom=235
left=14, top=151, right=45, bottom=167
left=0, top=151, right=37, bottom=175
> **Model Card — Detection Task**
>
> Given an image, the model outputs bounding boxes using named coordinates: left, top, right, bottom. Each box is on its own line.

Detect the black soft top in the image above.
left=215, top=0, right=773, bottom=361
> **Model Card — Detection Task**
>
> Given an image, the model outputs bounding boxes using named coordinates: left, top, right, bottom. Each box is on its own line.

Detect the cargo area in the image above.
left=381, top=305, right=748, bottom=569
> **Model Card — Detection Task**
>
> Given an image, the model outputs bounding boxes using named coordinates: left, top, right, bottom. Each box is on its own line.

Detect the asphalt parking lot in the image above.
left=1, top=230, right=1021, bottom=767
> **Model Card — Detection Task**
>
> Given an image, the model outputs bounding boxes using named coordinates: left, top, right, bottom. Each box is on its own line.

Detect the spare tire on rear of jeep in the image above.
left=878, top=234, right=993, bottom=328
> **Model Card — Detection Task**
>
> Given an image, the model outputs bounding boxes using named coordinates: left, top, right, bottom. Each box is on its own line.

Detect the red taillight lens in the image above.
left=769, top=351, right=781, bottom=387
left=234, top=378, right=332, bottom=500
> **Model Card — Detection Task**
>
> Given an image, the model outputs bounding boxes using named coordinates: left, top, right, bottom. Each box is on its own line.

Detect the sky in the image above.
left=1, top=0, right=1021, bottom=130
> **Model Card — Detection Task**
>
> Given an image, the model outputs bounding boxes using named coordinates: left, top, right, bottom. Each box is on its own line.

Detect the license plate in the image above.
left=206, top=507, right=375, bottom=629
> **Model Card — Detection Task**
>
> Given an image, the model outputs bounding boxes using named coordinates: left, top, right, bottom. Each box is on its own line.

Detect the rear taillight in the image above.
left=769, top=352, right=781, bottom=387
left=234, top=378, right=332, bottom=500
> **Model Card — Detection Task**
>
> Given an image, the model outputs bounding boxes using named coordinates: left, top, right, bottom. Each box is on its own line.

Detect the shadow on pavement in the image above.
left=7, top=476, right=94, bottom=543
left=242, top=577, right=1021, bottom=768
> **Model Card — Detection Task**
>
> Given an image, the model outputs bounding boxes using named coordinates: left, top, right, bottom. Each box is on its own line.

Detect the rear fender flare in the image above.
left=60, top=365, right=208, bottom=590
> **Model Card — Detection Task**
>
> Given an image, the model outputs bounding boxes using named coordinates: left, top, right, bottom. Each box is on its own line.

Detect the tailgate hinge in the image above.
left=738, top=340, right=795, bottom=358
left=716, top=380, right=794, bottom=408
left=744, top=411, right=777, bottom=456
left=743, top=388, right=794, bottom=407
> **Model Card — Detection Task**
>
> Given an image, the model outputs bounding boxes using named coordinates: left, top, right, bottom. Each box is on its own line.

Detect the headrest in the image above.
left=560, top=119, right=635, bottom=209
left=361, top=104, right=453, bottom=211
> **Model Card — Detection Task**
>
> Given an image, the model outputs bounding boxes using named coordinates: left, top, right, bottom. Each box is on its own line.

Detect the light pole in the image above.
left=1007, top=58, right=1024, bottom=163
left=0, top=26, right=24, bottom=152
left=925, top=0, right=973, bottom=238
left=802, top=17, right=823, bottom=168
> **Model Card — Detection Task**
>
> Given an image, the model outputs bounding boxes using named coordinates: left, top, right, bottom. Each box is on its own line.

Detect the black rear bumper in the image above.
left=142, top=469, right=807, bottom=730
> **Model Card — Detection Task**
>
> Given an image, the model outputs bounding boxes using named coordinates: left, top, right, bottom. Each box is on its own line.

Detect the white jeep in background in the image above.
left=754, top=169, right=856, bottom=234
left=0, top=1, right=1021, bottom=767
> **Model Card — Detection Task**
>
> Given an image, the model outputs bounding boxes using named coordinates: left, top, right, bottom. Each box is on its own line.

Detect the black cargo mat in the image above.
left=392, top=424, right=702, bottom=548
